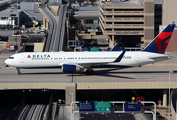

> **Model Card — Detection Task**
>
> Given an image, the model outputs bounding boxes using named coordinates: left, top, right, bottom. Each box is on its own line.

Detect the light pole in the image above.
left=75, top=30, right=78, bottom=51
left=169, top=71, right=174, bottom=120
left=169, top=71, right=171, bottom=120
left=176, top=98, right=177, bottom=120
left=17, top=0, right=18, bottom=10
left=15, top=31, right=17, bottom=47
left=14, top=30, right=18, bottom=52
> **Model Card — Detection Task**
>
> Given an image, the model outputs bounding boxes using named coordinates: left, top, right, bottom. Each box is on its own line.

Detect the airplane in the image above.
left=4, top=24, right=175, bottom=75
left=4, top=47, right=125, bottom=75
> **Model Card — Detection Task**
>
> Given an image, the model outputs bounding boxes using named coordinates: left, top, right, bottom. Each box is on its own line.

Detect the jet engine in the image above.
left=62, top=64, right=84, bottom=73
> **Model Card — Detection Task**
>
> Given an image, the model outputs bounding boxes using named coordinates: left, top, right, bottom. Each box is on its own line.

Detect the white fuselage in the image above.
left=5, top=51, right=123, bottom=68
left=107, top=51, right=171, bottom=67
left=5, top=51, right=171, bottom=69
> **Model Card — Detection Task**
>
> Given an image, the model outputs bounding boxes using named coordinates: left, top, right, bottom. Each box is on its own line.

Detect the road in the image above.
left=40, top=3, right=68, bottom=52
left=40, top=4, right=55, bottom=52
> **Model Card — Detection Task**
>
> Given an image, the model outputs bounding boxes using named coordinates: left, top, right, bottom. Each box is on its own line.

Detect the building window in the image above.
left=106, top=9, right=112, bottom=11
left=86, top=19, right=93, bottom=24
left=10, top=14, right=16, bottom=16
left=114, top=9, right=143, bottom=11
left=1, top=17, right=8, bottom=20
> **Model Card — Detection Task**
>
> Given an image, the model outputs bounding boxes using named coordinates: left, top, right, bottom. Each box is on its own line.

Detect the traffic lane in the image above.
left=80, top=113, right=135, bottom=120
left=144, top=113, right=153, bottom=120
left=1, top=66, right=177, bottom=83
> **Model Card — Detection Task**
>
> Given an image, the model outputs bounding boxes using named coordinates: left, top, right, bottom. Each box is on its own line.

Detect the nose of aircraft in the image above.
left=5, top=59, right=9, bottom=65
left=5, top=59, right=12, bottom=66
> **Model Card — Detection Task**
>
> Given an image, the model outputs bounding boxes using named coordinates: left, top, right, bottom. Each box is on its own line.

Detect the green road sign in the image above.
left=91, top=27, right=97, bottom=30
left=95, top=102, right=111, bottom=112
left=90, top=47, right=99, bottom=51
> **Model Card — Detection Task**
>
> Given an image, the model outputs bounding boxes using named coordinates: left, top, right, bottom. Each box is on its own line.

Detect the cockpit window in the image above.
left=9, top=57, right=14, bottom=59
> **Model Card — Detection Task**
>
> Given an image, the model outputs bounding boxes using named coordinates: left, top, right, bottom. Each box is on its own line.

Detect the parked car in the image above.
left=156, top=115, right=162, bottom=120
left=162, top=117, right=167, bottom=120
left=156, top=112, right=160, bottom=116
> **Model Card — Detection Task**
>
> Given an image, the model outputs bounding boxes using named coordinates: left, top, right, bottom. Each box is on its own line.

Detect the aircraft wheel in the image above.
left=17, top=72, right=21, bottom=75
left=86, top=69, right=94, bottom=75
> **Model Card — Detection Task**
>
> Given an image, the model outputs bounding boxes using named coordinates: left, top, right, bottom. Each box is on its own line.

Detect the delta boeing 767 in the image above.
left=5, top=24, right=175, bottom=75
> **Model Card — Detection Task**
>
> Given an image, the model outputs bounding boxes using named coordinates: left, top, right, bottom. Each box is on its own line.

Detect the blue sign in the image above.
left=125, top=102, right=141, bottom=112
left=76, top=41, right=84, bottom=46
left=79, top=102, right=95, bottom=112
left=82, top=47, right=90, bottom=51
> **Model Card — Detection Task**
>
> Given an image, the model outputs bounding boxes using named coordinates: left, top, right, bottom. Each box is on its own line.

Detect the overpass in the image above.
left=0, top=81, right=177, bottom=106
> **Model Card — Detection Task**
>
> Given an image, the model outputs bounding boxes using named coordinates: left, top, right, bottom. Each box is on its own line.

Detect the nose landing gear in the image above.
left=16, top=68, right=21, bottom=75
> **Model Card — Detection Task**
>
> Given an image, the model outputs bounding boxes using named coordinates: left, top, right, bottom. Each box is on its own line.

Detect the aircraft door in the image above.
left=135, top=55, right=139, bottom=62
left=20, top=56, right=24, bottom=63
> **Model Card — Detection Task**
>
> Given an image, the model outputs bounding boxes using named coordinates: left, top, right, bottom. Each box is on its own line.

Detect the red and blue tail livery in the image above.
left=143, top=24, right=175, bottom=54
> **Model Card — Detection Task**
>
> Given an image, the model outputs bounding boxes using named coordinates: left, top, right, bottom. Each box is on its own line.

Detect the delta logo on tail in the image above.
left=143, top=24, right=175, bottom=54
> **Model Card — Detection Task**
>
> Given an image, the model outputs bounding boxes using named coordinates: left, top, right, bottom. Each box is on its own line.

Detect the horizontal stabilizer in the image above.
left=149, top=55, right=172, bottom=61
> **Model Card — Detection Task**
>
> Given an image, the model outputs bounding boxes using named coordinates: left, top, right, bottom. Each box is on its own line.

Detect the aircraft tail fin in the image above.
left=142, top=24, right=175, bottom=54
left=110, top=42, right=124, bottom=51
left=110, top=42, right=120, bottom=51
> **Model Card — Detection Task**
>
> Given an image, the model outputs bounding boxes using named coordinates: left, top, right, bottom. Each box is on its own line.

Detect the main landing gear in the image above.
left=16, top=68, right=21, bottom=75
left=86, top=67, right=94, bottom=75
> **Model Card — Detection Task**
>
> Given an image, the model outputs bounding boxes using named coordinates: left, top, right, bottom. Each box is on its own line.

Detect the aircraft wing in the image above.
left=59, top=49, right=125, bottom=68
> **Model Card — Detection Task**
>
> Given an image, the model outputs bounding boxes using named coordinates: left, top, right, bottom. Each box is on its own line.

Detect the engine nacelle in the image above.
left=62, top=64, right=84, bottom=73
